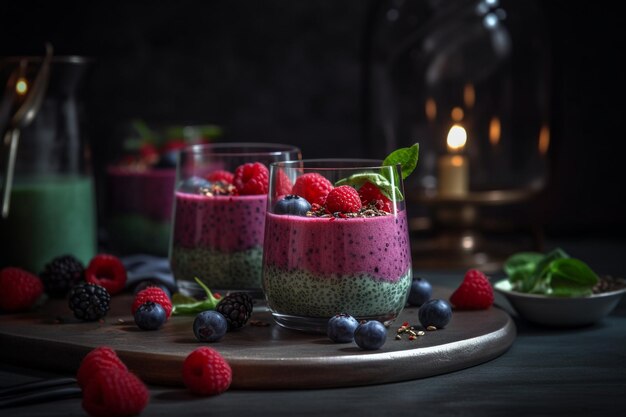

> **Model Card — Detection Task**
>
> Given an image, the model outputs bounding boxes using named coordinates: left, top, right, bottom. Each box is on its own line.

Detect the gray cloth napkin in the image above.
left=121, top=255, right=178, bottom=293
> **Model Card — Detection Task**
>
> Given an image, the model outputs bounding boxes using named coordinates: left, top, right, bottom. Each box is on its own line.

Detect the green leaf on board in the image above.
left=171, top=277, right=221, bottom=315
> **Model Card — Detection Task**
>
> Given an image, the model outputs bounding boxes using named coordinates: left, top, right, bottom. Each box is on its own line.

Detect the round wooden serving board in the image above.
left=0, top=287, right=515, bottom=389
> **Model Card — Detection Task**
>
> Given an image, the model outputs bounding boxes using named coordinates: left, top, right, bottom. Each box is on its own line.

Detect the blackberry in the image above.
left=68, top=283, right=111, bottom=321
left=215, top=292, right=253, bottom=330
left=40, top=255, right=85, bottom=298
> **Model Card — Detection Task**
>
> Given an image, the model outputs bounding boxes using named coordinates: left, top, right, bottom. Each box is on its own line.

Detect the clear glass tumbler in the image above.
left=170, top=143, right=301, bottom=297
left=263, top=159, right=413, bottom=333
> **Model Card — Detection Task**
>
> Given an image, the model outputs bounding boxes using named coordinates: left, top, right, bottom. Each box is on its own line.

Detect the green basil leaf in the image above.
left=335, top=172, right=404, bottom=201
left=382, top=143, right=419, bottom=180
left=504, top=252, right=544, bottom=286
left=547, top=258, right=599, bottom=286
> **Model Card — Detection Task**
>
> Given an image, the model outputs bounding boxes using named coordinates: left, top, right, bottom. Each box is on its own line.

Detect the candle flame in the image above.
left=538, top=124, right=550, bottom=155
left=489, top=117, right=501, bottom=146
left=451, top=107, right=464, bottom=122
left=16, top=78, right=28, bottom=95
left=464, top=84, right=475, bottom=108
left=447, top=124, right=467, bottom=152
left=425, top=97, right=437, bottom=121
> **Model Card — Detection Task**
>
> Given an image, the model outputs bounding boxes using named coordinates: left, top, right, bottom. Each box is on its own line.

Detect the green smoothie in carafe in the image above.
left=0, top=175, right=96, bottom=273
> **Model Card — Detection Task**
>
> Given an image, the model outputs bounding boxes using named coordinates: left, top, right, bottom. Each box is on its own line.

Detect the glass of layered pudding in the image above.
left=170, top=143, right=301, bottom=297
left=262, top=160, right=413, bottom=332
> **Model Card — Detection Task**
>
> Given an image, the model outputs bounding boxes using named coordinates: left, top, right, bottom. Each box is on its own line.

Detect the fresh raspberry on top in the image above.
left=358, top=181, right=393, bottom=213
left=0, top=267, right=43, bottom=312
left=139, top=143, right=159, bottom=164
left=325, top=185, right=362, bottom=214
left=292, top=173, right=334, bottom=206
left=450, top=269, right=494, bottom=310
left=85, top=254, right=127, bottom=296
left=82, top=368, right=149, bottom=417
left=233, top=162, right=269, bottom=195
left=183, top=347, right=232, bottom=396
left=274, top=169, right=293, bottom=197
left=132, top=286, right=172, bottom=318
left=206, top=169, right=234, bottom=184
left=77, top=346, right=128, bottom=389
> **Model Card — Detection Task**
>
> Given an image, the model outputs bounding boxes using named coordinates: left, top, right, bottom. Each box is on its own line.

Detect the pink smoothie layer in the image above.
left=107, top=167, right=176, bottom=221
left=263, top=210, right=411, bottom=281
left=173, top=192, right=267, bottom=252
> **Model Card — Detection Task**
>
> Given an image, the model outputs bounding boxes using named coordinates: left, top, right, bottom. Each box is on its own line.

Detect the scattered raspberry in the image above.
left=292, top=173, right=334, bottom=206
left=77, top=346, right=128, bottom=389
left=233, top=162, right=269, bottom=195
left=450, top=269, right=494, bottom=310
left=325, top=185, right=362, bottom=213
left=139, top=143, right=159, bottom=165
left=358, top=181, right=393, bottom=213
left=206, top=169, right=234, bottom=184
left=85, top=254, right=127, bottom=296
left=0, top=267, right=44, bottom=312
left=82, top=368, right=149, bottom=417
left=132, top=287, right=172, bottom=318
left=182, top=347, right=232, bottom=396
left=274, top=169, right=293, bottom=197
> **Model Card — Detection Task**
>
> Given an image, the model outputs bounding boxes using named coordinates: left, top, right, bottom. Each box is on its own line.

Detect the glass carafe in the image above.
left=0, top=56, right=96, bottom=274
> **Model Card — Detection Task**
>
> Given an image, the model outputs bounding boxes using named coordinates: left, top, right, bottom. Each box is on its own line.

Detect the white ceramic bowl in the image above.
left=494, top=279, right=626, bottom=327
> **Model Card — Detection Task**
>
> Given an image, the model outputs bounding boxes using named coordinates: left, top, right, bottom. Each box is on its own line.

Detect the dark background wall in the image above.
left=1, top=0, right=625, bottom=238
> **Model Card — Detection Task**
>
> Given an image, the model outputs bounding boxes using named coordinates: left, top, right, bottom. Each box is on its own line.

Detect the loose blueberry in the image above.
left=134, top=301, right=167, bottom=330
left=133, top=280, right=172, bottom=299
left=418, top=299, right=452, bottom=329
left=327, top=313, right=359, bottom=343
left=193, top=310, right=228, bottom=342
left=154, top=151, right=178, bottom=169
left=354, top=320, right=387, bottom=350
left=273, top=194, right=312, bottom=216
left=407, top=277, right=433, bottom=307
left=179, top=176, right=212, bottom=194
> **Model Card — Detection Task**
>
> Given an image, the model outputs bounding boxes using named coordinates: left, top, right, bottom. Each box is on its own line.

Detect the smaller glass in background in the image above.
left=170, top=143, right=301, bottom=298
left=263, top=159, right=412, bottom=333
left=105, top=122, right=221, bottom=256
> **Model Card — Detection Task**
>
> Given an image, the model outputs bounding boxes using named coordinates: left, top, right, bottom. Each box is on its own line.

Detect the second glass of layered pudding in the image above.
left=170, top=143, right=301, bottom=297
left=262, top=160, right=413, bottom=332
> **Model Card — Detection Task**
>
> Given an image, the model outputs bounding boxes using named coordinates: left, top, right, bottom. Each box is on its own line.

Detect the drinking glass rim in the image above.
left=270, top=158, right=400, bottom=171
left=183, top=142, right=301, bottom=157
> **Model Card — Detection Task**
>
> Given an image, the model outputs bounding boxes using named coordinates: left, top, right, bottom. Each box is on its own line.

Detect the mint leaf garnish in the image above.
left=382, top=143, right=419, bottom=180
left=172, top=277, right=221, bottom=315
left=335, top=172, right=404, bottom=201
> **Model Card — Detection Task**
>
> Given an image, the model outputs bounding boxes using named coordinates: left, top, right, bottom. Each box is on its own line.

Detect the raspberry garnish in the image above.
left=182, top=347, right=232, bottom=396
left=358, top=181, right=393, bottom=213
left=77, top=346, right=128, bottom=389
left=82, top=368, right=149, bottom=417
left=292, top=173, right=334, bottom=206
left=132, top=286, right=173, bottom=318
left=274, top=169, right=293, bottom=197
left=325, top=185, right=362, bottom=214
left=85, top=254, right=127, bottom=296
left=450, top=269, right=494, bottom=310
left=0, top=267, right=43, bottom=312
left=206, top=169, right=234, bottom=184
left=233, top=162, right=269, bottom=195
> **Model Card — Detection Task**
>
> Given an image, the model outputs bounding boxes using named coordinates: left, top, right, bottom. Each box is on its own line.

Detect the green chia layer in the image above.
left=171, top=245, right=263, bottom=290
left=263, top=265, right=412, bottom=318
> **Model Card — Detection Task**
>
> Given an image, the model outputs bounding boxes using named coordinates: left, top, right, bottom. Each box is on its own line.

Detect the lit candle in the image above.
left=438, top=124, right=469, bottom=197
